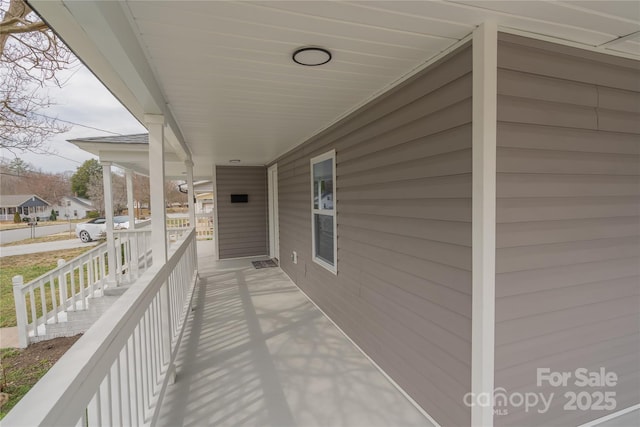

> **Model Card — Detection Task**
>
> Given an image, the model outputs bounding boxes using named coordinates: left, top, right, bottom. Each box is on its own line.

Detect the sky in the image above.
left=1, top=64, right=147, bottom=174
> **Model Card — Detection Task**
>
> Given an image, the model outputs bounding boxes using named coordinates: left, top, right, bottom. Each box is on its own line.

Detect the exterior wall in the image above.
left=494, top=33, right=640, bottom=426
left=274, top=45, right=473, bottom=426
left=53, top=198, right=94, bottom=219
left=216, top=166, right=268, bottom=259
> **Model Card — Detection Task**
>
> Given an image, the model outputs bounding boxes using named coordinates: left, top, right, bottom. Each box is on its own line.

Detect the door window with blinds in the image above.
left=310, top=150, right=337, bottom=273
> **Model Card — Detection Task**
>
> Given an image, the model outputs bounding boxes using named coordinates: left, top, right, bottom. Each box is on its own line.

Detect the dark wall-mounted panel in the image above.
left=230, top=194, right=248, bottom=203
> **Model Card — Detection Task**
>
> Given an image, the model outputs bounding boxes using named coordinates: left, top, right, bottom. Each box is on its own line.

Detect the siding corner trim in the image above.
left=471, top=21, right=498, bottom=427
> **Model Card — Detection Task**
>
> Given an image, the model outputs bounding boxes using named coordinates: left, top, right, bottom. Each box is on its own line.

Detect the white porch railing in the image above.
left=166, top=226, right=190, bottom=244
left=114, top=228, right=153, bottom=284
left=166, top=213, right=213, bottom=239
left=12, top=228, right=154, bottom=348
left=12, top=242, right=109, bottom=348
left=3, top=228, right=199, bottom=426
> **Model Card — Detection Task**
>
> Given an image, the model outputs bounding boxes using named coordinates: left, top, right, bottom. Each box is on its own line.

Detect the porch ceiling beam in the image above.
left=97, top=151, right=181, bottom=164
left=29, top=0, right=192, bottom=161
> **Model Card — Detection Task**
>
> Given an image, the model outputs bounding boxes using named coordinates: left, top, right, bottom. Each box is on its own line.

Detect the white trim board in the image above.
left=498, top=27, right=640, bottom=61
left=577, top=404, right=640, bottom=427
left=211, top=164, right=220, bottom=261
left=267, top=163, right=280, bottom=261
left=471, top=21, right=498, bottom=427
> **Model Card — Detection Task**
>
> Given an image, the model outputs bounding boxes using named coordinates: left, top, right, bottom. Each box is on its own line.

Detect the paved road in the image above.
left=0, top=238, right=98, bottom=257
left=0, top=223, right=75, bottom=244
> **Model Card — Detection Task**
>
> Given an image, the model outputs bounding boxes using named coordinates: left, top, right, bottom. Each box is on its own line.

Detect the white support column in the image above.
left=146, top=114, right=172, bottom=373
left=146, top=114, right=167, bottom=264
left=472, top=22, right=498, bottom=427
left=101, top=161, right=117, bottom=285
left=125, top=168, right=139, bottom=278
left=125, top=169, right=136, bottom=230
left=212, top=164, right=219, bottom=260
left=185, top=159, right=196, bottom=228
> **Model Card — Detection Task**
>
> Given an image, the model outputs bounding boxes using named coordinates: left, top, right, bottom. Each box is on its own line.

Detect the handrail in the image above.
left=12, top=228, right=156, bottom=348
left=12, top=242, right=109, bottom=347
left=135, top=218, right=152, bottom=228
left=3, top=228, right=198, bottom=426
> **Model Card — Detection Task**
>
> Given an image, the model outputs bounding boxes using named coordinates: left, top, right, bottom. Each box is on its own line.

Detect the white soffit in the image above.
left=35, top=1, right=640, bottom=167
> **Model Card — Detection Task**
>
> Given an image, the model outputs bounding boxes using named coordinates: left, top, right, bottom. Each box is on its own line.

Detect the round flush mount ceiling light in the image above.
left=229, top=159, right=241, bottom=164
left=292, top=47, right=332, bottom=66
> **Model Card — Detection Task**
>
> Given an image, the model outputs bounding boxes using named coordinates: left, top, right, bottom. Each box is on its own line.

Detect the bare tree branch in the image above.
left=1, top=0, right=76, bottom=154
left=0, top=20, right=47, bottom=35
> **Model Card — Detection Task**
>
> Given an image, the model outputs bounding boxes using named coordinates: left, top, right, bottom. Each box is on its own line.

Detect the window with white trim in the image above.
left=310, top=150, right=337, bottom=273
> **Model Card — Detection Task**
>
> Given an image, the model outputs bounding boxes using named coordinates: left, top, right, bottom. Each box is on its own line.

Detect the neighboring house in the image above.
left=195, top=192, right=213, bottom=214
left=0, top=194, right=51, bottom=221
left=52, top=196, right=95, bottom=219
left=179, top=180, right=213, bottom=213
left=10, top=3, right=639, bottom=427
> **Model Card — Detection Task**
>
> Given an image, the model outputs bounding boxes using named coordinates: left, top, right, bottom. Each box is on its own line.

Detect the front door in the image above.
left=267, top=164, right=279, bottom=261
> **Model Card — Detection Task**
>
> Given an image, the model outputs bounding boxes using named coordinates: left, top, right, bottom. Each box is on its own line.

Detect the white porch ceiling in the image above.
left=31, top=1, right=640, bottom=171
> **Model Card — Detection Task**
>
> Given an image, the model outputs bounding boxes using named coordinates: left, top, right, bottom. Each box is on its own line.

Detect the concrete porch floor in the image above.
left=157, top=245, right=433, bottom=427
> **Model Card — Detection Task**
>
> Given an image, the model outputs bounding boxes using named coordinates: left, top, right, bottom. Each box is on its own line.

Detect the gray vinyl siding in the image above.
left=495, top=34, right=640, bottom=427
left=216, top=166, right=268, bottom=259
left=274, top=45, right=472, bottom=427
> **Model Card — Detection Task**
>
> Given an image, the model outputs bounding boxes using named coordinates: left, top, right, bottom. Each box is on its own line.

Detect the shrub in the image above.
left=13, top=212, right=21, bottom=223
left=50, top=209, right=57, bottom=221
left=86, top=210, right=100, bottom=219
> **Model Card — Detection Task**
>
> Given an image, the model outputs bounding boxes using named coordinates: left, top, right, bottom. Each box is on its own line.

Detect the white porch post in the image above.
left=146, top=114, right=172, bottom=378
left=146, top=114, right=167, bottom=264
left=125, top=169, right=136, bottom=230
left=471, top=22, right=497, bottom=427
left=212, top=164, right=219, bottom=260
left=125, top=168, right=139, bottom=278
left=185, top=159, right=196, bottom=227
left=101, top=161, right=117, bottom=285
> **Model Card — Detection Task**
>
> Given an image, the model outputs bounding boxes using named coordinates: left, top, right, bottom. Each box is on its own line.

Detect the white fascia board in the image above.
left=98, top=150, right=181, bottom=164
left=70, top=141, right=146, bottom=156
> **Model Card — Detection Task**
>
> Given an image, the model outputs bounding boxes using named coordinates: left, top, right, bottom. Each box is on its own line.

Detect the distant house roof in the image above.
left=0, top=194, right=51, bottom=208
left=63, top=196, right=94, bottom=209
left=67, top=134, right=148, bottom=145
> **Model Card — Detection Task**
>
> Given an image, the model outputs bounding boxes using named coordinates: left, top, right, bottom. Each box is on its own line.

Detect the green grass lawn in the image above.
left=0, top=247, right=93, bottom=328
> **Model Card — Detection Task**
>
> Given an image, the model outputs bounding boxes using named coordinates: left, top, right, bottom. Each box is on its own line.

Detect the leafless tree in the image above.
left=0, top=0, right=75, bottom=154
left=133, top=173, right=151, bottom=212
left=87, top=172, right=128, bottom=215
left=0, top=157, right=70, bottom=202
left=165, top=180, right=187, bottom=206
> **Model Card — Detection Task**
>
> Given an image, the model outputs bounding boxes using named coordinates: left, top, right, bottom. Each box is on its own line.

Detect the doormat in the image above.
left=252, top=259, right=278, bottom=269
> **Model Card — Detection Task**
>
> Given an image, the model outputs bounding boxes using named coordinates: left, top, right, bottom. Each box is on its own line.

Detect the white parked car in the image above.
left=76, top=216, right=130, bottom=242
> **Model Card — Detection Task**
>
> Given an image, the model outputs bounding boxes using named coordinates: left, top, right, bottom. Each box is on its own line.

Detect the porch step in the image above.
left=45, top=320, right=96, bottom=337
left=103, top=286, right=130, bottom=297
left=42, top=295, right=120, bottom=340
